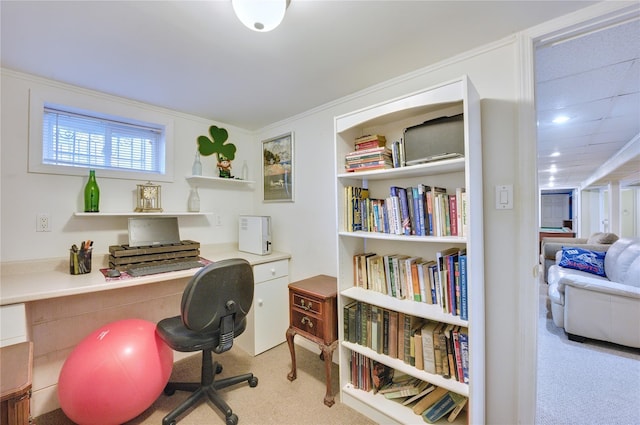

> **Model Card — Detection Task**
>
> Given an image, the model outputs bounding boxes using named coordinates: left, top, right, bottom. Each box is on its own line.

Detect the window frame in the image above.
left=29, top=86, right=175, bottom=182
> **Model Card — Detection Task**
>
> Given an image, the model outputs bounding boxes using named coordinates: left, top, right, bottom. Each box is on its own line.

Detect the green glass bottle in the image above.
left=84, top=170, right=100, bottom=212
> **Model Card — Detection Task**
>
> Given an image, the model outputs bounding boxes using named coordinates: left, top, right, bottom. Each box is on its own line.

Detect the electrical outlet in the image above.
left=37, top=213, right=51, bottom=232
left=215, top=213, right=223, bottom=227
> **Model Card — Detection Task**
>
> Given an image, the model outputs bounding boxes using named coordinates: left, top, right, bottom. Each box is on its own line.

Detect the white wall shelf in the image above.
left=73, top=212, right=212, bottom=217
left=186, top=175, right=255, bottom=185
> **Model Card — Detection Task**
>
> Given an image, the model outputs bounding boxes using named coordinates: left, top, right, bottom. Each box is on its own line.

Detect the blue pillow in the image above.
left=559, top=247, right=606, bottom=277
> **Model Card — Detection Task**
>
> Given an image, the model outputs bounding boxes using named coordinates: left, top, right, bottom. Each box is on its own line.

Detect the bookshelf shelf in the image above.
left=341, top=384, right=467, bottom=425
left=338, top=231, right=466, bottom=244
left=341, top=287, right=468, bottom=327
left=334, top=76, right=484, bottom=424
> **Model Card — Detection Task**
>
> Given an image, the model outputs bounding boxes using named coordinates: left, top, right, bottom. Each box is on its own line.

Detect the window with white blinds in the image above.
left=42, top=106, right=165, bottom=173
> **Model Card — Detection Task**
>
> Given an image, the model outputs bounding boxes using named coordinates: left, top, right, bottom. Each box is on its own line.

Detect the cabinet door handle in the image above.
left=301, top=316, right=313, bottom=328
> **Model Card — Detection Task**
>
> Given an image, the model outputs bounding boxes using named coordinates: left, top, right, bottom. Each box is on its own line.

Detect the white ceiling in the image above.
left=2, top=1, right=638, bottom=189
left=536, top=16, right=640, bottom=190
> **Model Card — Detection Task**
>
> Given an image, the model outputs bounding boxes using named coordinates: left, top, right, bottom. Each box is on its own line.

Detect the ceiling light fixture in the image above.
left=552, top=115, right=570, bottom=124
left=232, top=0, right=289, bottom=32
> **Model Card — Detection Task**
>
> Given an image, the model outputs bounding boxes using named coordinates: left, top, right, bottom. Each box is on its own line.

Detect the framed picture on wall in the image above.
left=262, top=132, right=294, bottom=202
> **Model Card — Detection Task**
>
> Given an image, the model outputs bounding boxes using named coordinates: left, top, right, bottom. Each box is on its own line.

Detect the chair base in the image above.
left=162, top=350, right=258, bottom=425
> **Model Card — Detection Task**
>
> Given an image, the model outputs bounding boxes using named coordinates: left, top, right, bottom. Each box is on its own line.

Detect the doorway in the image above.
left=529, top=3, right=640, bottom=424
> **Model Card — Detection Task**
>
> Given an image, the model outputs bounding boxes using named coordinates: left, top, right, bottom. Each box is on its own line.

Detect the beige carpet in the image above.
left=35, top=342, right=377, bottom=425
left=535, top=282, right=640, bottom=424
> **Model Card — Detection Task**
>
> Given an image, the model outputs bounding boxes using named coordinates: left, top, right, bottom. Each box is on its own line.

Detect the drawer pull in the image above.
left=301, top=316, right=314, bottom=328
left=300, top=299, right=312, bottom=311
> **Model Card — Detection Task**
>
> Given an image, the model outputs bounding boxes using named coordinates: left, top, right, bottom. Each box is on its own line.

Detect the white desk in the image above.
left=0, top=244, right=289, bottom=305
left=0, top=244, right=290, bottom=417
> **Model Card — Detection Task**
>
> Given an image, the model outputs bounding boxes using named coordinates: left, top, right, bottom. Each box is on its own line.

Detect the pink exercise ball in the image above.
left=58, top=318, right=173, bottom=425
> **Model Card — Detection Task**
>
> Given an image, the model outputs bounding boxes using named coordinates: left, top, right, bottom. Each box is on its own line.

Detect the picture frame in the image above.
left=262, top=132, right=294, bottom=202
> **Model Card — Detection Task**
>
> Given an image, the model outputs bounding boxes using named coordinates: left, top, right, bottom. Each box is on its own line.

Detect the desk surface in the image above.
left=0, top=244, right=290, bottom=305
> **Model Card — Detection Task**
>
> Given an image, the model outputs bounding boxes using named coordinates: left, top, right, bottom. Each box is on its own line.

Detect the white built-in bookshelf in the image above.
left=334, top=76, right=484, bottom=424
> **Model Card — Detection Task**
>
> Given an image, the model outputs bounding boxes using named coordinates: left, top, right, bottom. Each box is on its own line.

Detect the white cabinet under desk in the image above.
left=235, top=259, right=290, bottom=356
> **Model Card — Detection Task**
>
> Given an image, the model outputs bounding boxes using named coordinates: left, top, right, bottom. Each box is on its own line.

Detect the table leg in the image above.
left=320, top=340, right=339, bottom=407
left=286, top=327, right=297, bottom=381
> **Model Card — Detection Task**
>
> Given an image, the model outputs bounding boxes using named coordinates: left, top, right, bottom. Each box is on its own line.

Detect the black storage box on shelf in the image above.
left=403, top=113, right=465, bottom=166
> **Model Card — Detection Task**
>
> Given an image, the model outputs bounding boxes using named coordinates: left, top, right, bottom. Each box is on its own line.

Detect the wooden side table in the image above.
left=286, top=275, right=338, bottom=407
left=1, top=342, right=33, bottom=425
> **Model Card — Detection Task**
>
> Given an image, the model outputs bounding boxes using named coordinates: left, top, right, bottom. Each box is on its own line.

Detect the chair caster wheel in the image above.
left=226, top=413, right=238, bottom=425
left=163, top=388, right=176, bottom=396
left=249, top=376, right=258, bottom=387
left=216, top=364, right=223, bottom=374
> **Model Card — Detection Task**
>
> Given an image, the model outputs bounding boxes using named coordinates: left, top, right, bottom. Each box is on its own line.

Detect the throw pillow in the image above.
left=587, top=232, right=618, bottom=244
left=559, top=247, right=606, bottom=277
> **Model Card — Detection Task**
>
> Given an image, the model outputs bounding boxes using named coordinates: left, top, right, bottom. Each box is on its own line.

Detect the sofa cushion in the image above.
left=604, top=238, right=640, bottom=285
left=558, top=247, right=606, bottom=277
left=587, top=232, right=618, bottom=244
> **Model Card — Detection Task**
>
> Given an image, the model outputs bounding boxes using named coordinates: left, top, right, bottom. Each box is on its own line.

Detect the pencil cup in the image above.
left=70, top=249, right=92, bottom=275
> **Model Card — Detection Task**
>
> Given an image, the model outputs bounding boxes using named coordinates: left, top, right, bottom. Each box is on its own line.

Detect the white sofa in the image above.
left=547, top=237, right=640, bottom=348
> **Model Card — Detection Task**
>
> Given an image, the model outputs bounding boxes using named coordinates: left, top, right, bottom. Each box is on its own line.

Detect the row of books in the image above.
left=353, top=248, right=468, bottom=318
left=343, top=301, right=470, bottom=384
left=344, top=184, right=467, bottom=237
left=350, top=356, right=467, bottom=422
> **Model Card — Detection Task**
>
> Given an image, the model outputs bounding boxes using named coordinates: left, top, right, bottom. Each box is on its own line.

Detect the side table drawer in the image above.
left=292, top=293, right=324, bottom=315
left=291, top=309, right=325, bottom=340
left=253, top=260, right=288, bottom=283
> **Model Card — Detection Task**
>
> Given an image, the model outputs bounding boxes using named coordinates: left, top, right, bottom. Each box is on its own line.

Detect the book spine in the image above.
left=460, top=254, right=468, bottom=320
left=453, top=326, right=464, bottom=383
left=447, top=254, right=457, bottom=316
left=403, top=314, right=412, bottom=364
left=417, top=262, right=428, bottom=303
left=396, top=187, right=411, bottom=235
left=422, top=391, right=466, bottom=423
left=421, top=323, right=437, bottom=374
left=449, top=194, right=458, bottom=236
left=388, top=310, right=398, bottom=358
left=459, top=329, right=469, bottom=384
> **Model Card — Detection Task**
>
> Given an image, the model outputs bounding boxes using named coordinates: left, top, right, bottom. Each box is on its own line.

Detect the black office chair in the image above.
left=156, top=258, right=258, bottom=425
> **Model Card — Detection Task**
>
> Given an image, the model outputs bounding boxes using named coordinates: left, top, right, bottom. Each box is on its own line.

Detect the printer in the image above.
left=238, top=215, right=272, bottom=255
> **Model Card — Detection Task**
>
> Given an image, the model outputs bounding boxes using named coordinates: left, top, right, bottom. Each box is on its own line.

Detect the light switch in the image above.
left=495, top=184, right=513, bottom=209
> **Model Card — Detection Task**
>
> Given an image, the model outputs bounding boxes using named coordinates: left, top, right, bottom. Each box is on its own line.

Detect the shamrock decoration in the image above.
left=197, top=125, right=237, bottom=161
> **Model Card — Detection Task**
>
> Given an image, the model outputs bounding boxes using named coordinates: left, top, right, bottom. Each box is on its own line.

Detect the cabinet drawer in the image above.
left=291, top=309, right=325, bottom=340
left=292, top=293, right=324, bottom=315
left=253, top=260, right=288, bottom=283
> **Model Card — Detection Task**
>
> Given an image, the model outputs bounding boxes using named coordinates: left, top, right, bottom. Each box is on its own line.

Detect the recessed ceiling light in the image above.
left=550, top=164, right=557, bottom=173
left=551, top=151, right=560, bottom=157
left=552, top=115, right=570, bottom=124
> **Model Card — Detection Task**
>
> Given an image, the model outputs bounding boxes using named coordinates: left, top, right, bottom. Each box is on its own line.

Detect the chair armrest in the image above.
left=556, top=273, right=640, bottom=299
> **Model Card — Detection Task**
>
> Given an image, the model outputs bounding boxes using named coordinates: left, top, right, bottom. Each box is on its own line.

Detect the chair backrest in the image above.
left=180, top=258, right=254, bottom=341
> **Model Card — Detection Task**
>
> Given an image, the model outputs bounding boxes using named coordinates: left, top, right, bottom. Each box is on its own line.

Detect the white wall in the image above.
left=254, top=39, right=526, bottom=424
left=1, top=70, right=257, bottom=262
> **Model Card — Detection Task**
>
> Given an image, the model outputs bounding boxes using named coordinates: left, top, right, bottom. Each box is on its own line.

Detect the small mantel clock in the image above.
left=135, top=181, right=163, bottom=212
